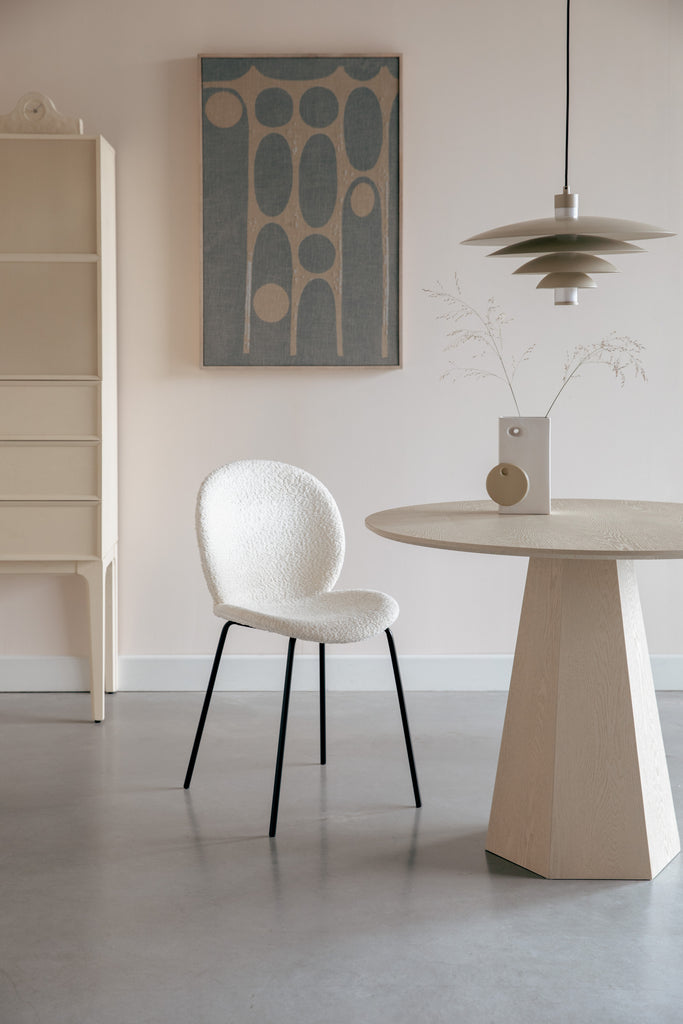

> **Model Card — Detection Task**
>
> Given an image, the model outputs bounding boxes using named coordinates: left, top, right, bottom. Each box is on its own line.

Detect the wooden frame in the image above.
left=199, top=55, right=401, bottom=367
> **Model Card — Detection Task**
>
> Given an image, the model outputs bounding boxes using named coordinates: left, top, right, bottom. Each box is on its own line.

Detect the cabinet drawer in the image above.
left=0, top=262, right=98, bottom=376
left=0, top=383, right=98, bottom=438
left=0, top=502, right=98, bottom=559
left=0, top=443, right=98, bottom=499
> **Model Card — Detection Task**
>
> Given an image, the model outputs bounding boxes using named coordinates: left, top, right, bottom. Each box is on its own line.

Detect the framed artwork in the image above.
left=200, top=56, right=400, bottom=367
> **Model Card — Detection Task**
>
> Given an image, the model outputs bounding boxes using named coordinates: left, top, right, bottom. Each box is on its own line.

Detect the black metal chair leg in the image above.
left=183, top=620, right=233, bottom=789
left=319, top=642, right=327, bottom=765
left=385, top=628, right=421, bottom=808
left=269, top=637, right=297, bottom=837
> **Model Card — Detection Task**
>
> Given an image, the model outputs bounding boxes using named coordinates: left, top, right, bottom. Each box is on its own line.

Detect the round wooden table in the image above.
left=366, top=499, right=682, bottom=879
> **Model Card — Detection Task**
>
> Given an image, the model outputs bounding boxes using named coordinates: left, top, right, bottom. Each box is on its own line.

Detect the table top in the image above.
left=365, top=499, right=683, bottom=560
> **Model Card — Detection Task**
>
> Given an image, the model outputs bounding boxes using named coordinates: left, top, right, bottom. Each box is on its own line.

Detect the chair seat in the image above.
left=214, top=589, right=399, bottom=644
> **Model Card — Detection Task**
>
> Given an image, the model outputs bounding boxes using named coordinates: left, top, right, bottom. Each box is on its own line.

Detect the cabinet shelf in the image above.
left=0, top=439, right=100, bottom=446
left=0, top=375, right=100, bottom=381
left=0, top=499, right=99, bottom=507
left=0, top=253, right=98, bottom=262
left=0, top=435, right=100, bottom=443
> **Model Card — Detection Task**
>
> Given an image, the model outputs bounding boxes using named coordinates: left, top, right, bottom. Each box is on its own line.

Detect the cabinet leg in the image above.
left=77, top=561, right=106, bottom=722
left=105, top=552, right=118, bottom=694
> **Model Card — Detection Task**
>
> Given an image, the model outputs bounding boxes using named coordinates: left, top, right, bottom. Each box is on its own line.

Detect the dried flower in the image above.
left=545, top=332, right=647, bottom=415
left=425, top=275, right=646, bottom=417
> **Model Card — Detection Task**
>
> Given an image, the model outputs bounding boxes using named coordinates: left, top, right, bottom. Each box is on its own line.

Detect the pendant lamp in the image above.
left=461, top=0, right=674, bottom=305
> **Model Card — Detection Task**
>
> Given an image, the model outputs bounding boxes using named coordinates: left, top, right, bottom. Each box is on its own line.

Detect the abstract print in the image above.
left=201, top=57, right=400, bottom=366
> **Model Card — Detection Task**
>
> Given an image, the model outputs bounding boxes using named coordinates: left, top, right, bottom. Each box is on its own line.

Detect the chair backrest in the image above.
left=196, top=460, right=346, bottom=608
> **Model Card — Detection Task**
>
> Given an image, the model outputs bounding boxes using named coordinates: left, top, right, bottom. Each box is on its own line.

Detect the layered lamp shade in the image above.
left=461, top=2, right=674, bottom=305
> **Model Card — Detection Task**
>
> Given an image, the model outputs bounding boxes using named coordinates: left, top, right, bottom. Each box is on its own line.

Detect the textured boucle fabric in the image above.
left=196, top=461, right=398, bottom=644
left=214, top=589, right=398, bottom=644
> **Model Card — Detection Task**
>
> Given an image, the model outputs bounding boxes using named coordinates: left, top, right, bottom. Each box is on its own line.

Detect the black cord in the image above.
left=564, top=0, right=570, bottom=190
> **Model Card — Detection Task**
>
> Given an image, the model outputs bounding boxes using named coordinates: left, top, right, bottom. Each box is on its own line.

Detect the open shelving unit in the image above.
left=0, top=132, right=118, bottom=721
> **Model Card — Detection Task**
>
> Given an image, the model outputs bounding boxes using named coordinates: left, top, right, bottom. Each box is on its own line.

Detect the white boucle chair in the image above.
left=183, top=459, right=421, bottom=836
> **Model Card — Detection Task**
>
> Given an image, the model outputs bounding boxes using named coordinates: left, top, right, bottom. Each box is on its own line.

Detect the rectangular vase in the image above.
left=498, top=416, right=551, bottom=515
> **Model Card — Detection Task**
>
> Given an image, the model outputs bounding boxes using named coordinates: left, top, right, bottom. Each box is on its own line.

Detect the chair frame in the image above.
left=183, top=622, right=421, bottom=836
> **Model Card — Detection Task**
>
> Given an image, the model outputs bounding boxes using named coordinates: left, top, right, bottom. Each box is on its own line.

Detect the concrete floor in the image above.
left=1, top=690, right=682, bottom=1024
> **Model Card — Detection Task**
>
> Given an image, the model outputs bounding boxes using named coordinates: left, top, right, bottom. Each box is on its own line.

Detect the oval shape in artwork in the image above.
left=254, top=133, right=292, bottom=217
left=298, top=234, right=336, bottom=274
left=250, top=223, right=292, bottom=363
left=350, top=181, right=376, bottom=218
left=255, top=87, right=293, bottom=128
left=342, top=179, right=383, bottom=363
left=299, top=134, right=337, bottom=228
left=296, top=279, right=338, bottom=364
left=299, top=87, right=339, bottom=128
left=201, top=92, right=249, bottom=365
left=344, top=88, right=383, bottom=171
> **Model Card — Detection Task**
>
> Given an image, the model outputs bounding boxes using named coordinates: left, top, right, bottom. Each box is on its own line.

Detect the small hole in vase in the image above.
left=501, top=467, right=509, bottom=476
left=508, top=426, right=522, bottom=437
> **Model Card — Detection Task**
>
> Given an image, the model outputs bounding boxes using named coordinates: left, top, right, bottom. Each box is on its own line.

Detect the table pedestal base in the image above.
left=487, top=558, right=680, bottom=879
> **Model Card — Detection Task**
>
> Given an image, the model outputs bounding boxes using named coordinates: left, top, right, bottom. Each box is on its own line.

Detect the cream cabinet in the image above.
left=0, top=134, right=117, bottom=721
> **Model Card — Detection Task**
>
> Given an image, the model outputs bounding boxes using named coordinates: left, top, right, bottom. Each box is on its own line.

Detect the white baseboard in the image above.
left=118, top=654, right=516, bottom=692
left=1, top=654, right=682, bottom=692
left=0, top=657, right=91, bottom=692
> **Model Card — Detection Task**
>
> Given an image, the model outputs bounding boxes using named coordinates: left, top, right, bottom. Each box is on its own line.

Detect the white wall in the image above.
left=1, top=0, right=682, bottom=678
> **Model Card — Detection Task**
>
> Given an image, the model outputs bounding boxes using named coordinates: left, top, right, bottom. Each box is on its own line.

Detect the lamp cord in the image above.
left=564, top=0, right=570, bottom=190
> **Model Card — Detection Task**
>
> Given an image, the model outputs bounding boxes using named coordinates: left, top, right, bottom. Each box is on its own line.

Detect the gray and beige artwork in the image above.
left=201, top=57, right=400, bottom=366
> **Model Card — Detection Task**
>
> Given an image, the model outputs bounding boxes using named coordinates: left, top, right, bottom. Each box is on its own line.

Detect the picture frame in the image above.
left=199, top=55, right=400, bottom=367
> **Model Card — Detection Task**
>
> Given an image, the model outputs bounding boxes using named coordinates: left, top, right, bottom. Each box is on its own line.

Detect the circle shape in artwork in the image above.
left=299, top=87, right=339, bottom=128
left=485, top=463, right=529, bottom=507
left=253, top=283, right=290, bottom=323
left=298, top=234, right=336, bottom=274
left=255, top=88, right=293, bottom=127
left=350, top=181, right=376, bottom=218
left=204, top=90, right=244, bottom=129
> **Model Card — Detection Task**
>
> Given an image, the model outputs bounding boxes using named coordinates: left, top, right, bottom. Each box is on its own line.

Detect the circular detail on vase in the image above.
left=253, top=283, right=290, bottom=323
left=204, top=90, right=244, bottom=128
left=299, top=87, right=339, bottom=128
left=255, top=87, right=293, bottom=127
left=298, top=234, right=336, bottom=274
left=350, top=181, right=376, bottom=218
left=485, top=463, right=529, bottom=506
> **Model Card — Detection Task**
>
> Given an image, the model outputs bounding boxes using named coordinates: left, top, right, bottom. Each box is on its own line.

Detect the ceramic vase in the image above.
left=498, top=416, right=551, bottom=515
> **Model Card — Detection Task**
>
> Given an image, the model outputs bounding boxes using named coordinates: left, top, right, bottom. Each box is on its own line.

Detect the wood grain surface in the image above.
left=486, top=558, right=680, bottom=879
left=366, top=499, right=683, bottom=560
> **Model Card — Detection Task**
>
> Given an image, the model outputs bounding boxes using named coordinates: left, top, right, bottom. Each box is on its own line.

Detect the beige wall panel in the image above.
left=0, top=382, right=98, bottom=438
left=0, top=138, right=96, bottom=253
left=0, top=0, right=679, bottom=671
left=0, top=262, right=98, bottom=376
left=0, top=504, right=98, bottom=559
left=0, top=443, right=98, bottom=498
